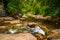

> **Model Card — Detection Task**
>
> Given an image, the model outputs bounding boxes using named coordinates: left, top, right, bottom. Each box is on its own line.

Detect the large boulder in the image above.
left=0, top=33, right=37, bottom=40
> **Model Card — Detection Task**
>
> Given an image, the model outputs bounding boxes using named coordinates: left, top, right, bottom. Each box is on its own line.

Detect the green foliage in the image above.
left=4, top=0, right=60, bottom=17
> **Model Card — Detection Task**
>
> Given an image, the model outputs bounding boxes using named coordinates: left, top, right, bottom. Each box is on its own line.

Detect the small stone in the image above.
left=22, top=14, right=28, bottom=18
left=26, top=14, right=35, bottom=17
left=10, top=20, right=20, bottom=24
left=28, top=22, right=38, bottom=26
left=0, top=17, right=14, bottom=21
left=15, top=24, right=23, bottom=27
left=4, top=20, right=21, bottom=24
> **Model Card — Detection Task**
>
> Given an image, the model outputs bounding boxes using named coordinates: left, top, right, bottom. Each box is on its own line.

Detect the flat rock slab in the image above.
left=0, top=17, right=14, bottom=21
left=4, top=20, right=21, bottom=24
left=0, top=33, right=37, bottom=40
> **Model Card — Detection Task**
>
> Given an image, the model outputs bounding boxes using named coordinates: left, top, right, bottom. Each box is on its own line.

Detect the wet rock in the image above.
left=15, top=24, right=23, bottom=27
left=27, top=22, right=38, bottom=27
left=35, top=33, right=43, bottom=40
left=19, top=14, right=28, bottom=21
left=0, top=5, right=5, bottom=16
left=0, top=33, right=37, bottom=40
left=20, top=18, right=26, bottom=21
left=51, top=29, right=60, bottom=34
left=4, top=20, right=21, bottom=24
left=35, top=15, right=51, bottom=20
left=0, top=17, right=14, bottom=21
left=51, top=29, right=60, bottom=38
left=26, top=14, right=51, bottom=20
left=22, top=14, right=28, bottom=19
left=0, top=26, right=8, bottom=33
left=47, top=32, right=59, bottom=39
left=38, top=24, right=49, bottom=34
left=0, top=26, right=7, bottom=29
left=26, top=14, right=35, bottom=17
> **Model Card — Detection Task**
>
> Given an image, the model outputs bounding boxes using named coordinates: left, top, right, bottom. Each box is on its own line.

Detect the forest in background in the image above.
left=3, top=0, right=60, bottom=17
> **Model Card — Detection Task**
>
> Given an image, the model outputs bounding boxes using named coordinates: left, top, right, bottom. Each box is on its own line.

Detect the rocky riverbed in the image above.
left=0, top=16, right=60, bottom=40
left=0, top=3, right=60, bottom=40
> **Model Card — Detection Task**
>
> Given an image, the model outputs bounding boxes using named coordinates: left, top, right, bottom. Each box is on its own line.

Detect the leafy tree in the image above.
left=4, top=0, right=60, bottom=17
